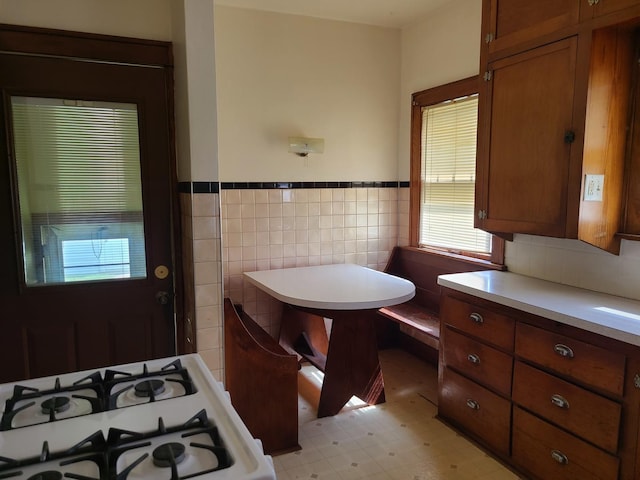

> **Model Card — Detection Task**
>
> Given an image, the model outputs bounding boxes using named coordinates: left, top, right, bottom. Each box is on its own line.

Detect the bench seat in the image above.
left=378, top=246, right=503, bottom=360
left=378, top=303, right=440, bottom=350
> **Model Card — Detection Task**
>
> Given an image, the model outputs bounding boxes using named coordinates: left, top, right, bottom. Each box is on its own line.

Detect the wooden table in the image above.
left=243, top=264, right=415, bottom=417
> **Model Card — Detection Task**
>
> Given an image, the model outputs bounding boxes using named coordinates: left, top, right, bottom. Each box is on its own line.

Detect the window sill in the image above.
left=405, top=246, right=507, bottom=271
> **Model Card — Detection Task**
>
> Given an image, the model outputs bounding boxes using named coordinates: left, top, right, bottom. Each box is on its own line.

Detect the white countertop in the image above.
left=244, top=263, right=415, bottom=310
left=438, top=271, right=640, bottom=347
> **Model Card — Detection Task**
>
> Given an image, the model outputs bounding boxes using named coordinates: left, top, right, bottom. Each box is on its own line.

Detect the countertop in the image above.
left=244, top=263, right=415, bottom=310
left=437, top=270, right=640, bottom=347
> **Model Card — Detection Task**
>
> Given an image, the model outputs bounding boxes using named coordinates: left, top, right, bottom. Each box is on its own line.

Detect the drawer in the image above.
left=515, top=322, right=625, bottom=396
left=442, top=327, right=513, bottom=396
left=441, top=296, right=515, bottom=350
left=512, top=407, right=619, bottom=480
left=439, top=368, right=511, bottom=456
left=513, top=361, right=621, bottom=453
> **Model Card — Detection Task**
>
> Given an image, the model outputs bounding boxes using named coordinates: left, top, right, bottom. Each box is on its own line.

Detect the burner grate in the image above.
left=0, top=411, right=233, bottom=480
left=0, top=360, right=197, bottom=431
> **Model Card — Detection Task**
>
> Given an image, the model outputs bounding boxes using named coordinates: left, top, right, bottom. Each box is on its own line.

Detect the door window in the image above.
left=10, top=96, right=147, bottom=286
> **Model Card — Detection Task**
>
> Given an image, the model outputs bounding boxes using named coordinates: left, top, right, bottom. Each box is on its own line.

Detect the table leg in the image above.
left=317, top=311, right=385, bottom=418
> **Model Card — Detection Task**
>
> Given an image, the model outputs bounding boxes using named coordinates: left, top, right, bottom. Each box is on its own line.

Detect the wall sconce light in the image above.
left=288, top=137, right=325, bottom=157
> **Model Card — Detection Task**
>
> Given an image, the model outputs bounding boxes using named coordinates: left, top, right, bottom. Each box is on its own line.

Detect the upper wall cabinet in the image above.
left=484, top=0, right=580, bottom=59
left=476, top=0, right=640, bottom=254
left=476, top=38, right=579, bottom=238
left=580, top=0, right=640, bottom=20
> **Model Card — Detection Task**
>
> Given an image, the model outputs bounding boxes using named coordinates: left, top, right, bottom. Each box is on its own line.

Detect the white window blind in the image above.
left=419, top=94, right=491, bottom=253
left=10, top=96, right=147, bottom=285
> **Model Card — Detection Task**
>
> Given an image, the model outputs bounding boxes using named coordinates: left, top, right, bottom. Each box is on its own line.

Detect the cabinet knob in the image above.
left=551, top=394, right=570, bottom=409
left=466, top=399, right=480, bottom=410
left=554, top=343, right=574, bottom=358
left=469, top=312, right=484, bottom=324
left=551, top=450, right=569, bottom=465
left=467, top=353, right=481, bottom=365
left=564, top=130, right=576, bottom=144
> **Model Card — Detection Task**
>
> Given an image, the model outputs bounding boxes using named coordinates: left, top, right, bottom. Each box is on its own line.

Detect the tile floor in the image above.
left=272, top=349, right=521, bottom=480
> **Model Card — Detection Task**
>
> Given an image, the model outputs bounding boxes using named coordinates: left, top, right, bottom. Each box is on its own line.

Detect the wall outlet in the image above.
left=584, top=174, right=604, bottom=202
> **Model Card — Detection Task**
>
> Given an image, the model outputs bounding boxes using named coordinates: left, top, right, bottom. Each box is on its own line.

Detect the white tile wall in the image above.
left=222, top=187, right=410, bottom=337
left=190, top=193, right=224, bottom=381
left=506, top=234, right=640, bottom=301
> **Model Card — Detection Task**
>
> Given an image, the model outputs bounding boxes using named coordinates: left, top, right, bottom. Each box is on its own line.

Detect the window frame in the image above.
left=409, top=76, right=504, bottom=265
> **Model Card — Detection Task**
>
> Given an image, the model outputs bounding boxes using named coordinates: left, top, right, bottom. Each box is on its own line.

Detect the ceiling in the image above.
left=213, top=0, right=454, bottom=29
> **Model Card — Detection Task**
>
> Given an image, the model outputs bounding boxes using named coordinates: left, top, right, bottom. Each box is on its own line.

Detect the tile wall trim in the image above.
left=178, top=181, right=220, bottom=194
left=180, top=181, right=411, bottom=192
left=221, top=181, right=408, bottom=189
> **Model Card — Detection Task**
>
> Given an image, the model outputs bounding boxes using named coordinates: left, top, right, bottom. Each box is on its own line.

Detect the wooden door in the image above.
left=0, top=34, right=177, bottom=382
left=476, top=37, right=578, bottom=237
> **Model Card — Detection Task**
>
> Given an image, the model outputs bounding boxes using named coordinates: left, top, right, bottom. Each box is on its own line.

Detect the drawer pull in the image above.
left=467, top=353, right=481, bottom=365
left=554, top=343, right=574, bottom=358
left=469, top=312, right=484, bottom=324
left=551, top=450, right=569, bottom=465
left=550, top=394, right=570, bottom=409
left=466, top=399, right=480, bottom=410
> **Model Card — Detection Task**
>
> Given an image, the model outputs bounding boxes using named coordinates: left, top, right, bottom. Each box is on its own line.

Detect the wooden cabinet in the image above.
left=476, top=37, right=579, bottom=237
left=515, top=322, right=626, bottom=395
left=580, top=0, right=640, bottom=21
left=513, top=361, right=622, bottom=453
left=439, top=295, right=515, bottom=456
left=439, top=368, right=511, bottom=456
left=476, top=0, right=640, bottom=253
left=512, top=407, right=620, bottom=480
left=485, top=0, right=580, bottom=56
left=438, top=288, right=640, bottom=480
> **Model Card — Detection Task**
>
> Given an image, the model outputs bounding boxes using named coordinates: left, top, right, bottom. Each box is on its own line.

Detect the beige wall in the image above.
left=398, top=0, right=482, bottom=179
left=214, top=6, right=401, bottom=182
left=0, top=0, right=172, bottom=40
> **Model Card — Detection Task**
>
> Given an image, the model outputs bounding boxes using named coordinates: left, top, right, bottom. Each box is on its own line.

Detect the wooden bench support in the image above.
left=279, top=304, right=385, bottom=417
left=223, top=298, right=300, bottom=455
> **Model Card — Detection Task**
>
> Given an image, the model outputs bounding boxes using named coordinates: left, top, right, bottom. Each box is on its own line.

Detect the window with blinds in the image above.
left=10, top=96, right=147, bottom=285
left=419, top=94, right=491, bottom=253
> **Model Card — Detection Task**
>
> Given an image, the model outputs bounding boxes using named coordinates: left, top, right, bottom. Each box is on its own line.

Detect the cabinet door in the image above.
left=580, top=0, right=640, bottom=20
left=485, top=0, right=580, bottom=55
left=476, top=37, right=578, bottom=237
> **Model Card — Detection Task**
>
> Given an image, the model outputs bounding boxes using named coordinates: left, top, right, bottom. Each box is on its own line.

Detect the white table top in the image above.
left=438, top=270, right=640, bottom=347
left=243, top=264, right=415, bottom=310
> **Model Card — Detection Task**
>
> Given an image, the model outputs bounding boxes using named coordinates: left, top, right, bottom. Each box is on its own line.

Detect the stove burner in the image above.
left=26, top=470, right=63, bottom=480
left=152, top=442, right=187, bottom=467
left=41, top=397, right=71, bottom=415
left=134, top=379, right=166, bottom=398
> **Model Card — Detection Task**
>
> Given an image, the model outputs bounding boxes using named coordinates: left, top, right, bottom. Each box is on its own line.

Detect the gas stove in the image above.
left=0, top=354, right=276, bottom=480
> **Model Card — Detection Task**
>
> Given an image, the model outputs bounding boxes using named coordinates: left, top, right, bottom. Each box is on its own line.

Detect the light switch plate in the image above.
left=584, top=174, right=604, bottom=202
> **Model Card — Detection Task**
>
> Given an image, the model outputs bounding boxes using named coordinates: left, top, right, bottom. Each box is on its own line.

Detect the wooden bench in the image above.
left=223, top=298, right=301, bottom=455
left=378, top=246, right=503, bottom=362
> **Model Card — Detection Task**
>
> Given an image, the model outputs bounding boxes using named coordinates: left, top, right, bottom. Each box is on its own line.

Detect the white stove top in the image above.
left=0, top=354, right=276, bottom=480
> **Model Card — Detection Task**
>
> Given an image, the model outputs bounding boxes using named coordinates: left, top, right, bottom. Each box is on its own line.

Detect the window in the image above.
left=10, top=96, right=147, bottom=285
left=410, top=77, right=504, bottom=264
